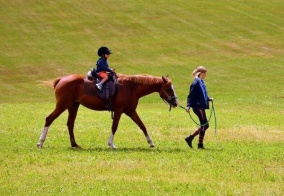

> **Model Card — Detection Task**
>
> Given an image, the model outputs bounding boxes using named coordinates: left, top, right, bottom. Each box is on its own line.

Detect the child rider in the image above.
left=95, top=46, right=115, bottom=91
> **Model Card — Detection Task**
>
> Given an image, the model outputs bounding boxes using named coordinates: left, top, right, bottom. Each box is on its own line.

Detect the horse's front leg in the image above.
left=126, top=110, right=155, bottom=148
left=108, top=110, right=123, bottom=149
left=37, top=126, right=49, bottom=148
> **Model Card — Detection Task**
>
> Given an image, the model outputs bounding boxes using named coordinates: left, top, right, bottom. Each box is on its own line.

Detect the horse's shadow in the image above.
left=69, top=146, right=224, bottom=153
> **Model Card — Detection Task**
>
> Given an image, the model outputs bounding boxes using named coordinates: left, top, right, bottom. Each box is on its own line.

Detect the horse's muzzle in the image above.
left=167, top=96, right=178, bottom=108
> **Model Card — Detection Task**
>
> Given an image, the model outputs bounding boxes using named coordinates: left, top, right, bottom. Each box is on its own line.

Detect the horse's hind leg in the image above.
left=67, top=102, right=80, bottom=148
left=126, top=110, right=155, bottom=148
left=37, top=105, right=66, bottom=148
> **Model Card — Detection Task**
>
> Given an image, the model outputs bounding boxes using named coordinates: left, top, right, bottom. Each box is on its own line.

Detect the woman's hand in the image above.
left=186, top=107, right=190, bottom=113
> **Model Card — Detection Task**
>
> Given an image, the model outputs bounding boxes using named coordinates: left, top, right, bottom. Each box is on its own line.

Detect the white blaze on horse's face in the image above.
left=168, top=84, right=178, bottom=107
left=171, top=84, right=178, bottom=106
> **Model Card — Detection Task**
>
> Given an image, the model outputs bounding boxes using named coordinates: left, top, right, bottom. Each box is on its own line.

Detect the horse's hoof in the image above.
left=37, top=143, right=43, bottom=148
left=109, top=146, right=117, bottom=149
left=108, top=144, right=117, bottom=149
left=71, top=144, right=81, bottom=148
left=150, top=144, right=155, bottom=148
left=108, top=142, right=117, bottom=149
left=72, top=145, right=81, bottom=149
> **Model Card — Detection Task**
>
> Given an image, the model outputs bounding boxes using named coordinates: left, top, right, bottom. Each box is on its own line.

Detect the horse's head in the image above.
left=160, top=76, right=178, bottom=109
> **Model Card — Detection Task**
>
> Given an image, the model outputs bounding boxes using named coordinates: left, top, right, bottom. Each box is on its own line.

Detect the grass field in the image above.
left=0, top=0, right=283, bottom=195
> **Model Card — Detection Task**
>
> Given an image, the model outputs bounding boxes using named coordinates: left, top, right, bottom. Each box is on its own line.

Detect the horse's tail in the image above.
left=53, top=78, right=61, bottom=89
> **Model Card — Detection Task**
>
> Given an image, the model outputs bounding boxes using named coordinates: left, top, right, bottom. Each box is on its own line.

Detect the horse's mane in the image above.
left=117, top=74, right=168, bottom=84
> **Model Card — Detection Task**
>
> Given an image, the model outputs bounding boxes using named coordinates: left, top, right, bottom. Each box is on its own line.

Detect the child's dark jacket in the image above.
left=96, top=57, right=113, bottom=73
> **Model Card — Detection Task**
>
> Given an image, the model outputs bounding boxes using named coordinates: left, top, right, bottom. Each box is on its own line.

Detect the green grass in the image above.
left=0, top=0, right=283, bottom=195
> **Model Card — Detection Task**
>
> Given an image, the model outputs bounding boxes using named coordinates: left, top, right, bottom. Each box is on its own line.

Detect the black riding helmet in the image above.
left=97, top=46, right=112, bottom=56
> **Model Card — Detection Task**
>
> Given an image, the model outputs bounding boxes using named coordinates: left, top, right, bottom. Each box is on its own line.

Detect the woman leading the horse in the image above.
left=185, top=66, right=213, bottom=149
left=95, top=46, right=115, bottom=91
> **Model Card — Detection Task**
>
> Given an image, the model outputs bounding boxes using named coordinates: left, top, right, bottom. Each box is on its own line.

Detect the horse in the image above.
left=37, top=74, right=178, bottom=149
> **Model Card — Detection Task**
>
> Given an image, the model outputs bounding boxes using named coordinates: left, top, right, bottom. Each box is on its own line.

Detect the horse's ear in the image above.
left=162, top=76, right=167, bottom=83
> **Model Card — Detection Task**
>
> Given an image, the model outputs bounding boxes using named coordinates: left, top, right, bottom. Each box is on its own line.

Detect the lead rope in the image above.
left=178, top=100, right=217, bottom=134
left=179, top=101, right=222, bottom=149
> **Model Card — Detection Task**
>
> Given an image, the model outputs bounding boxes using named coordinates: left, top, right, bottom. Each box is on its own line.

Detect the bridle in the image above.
left=160, top=84, right=178, bottom=111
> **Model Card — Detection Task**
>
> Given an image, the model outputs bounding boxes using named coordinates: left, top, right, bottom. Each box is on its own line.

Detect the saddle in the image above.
left=84, top=69, right=119, bottom=109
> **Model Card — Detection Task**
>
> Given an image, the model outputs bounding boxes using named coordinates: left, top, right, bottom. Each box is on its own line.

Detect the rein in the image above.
left=179, top=101, right=217, bottom=133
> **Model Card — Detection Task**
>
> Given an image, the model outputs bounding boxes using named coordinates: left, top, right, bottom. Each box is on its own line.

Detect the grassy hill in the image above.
left=1, top=0, right=283, bottom=101
left=0, top=0, right=283, bottom=195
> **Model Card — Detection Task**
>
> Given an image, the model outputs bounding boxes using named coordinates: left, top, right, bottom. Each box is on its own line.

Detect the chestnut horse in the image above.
left=37, top=74, right=178, bottom=148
